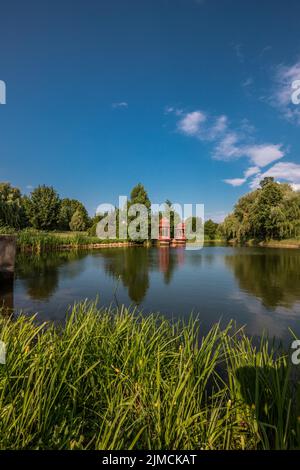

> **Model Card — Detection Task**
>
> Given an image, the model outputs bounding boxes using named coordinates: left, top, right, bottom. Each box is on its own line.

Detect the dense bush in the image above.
left=221, top=177, right=300, bottom=242
left=0, top=182, right=91, bottom=232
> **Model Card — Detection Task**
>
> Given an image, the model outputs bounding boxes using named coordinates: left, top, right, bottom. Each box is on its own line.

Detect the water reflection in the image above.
left=1, top=246, right=300, bottom=340
left=101, top=248, right=150, bottom=304
left=16, top=252, right=87, bottom=300
left=0, top=274, right=14, bottom=316
left=159, top=247, right=185, bottom=284
left=100, top=247, right=185, bottom=302
left=225, top=249, right=300, bottom=309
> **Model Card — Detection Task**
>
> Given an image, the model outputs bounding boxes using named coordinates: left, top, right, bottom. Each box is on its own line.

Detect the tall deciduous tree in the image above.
left=128, top=183, right=151, bottom=241
left=25, top=185, right=60, bottom=230
left=69, top=209, right=87, bottom=232
left=221, top=177, right=300, bottom=242
left=58, top=198, right=89, bottom=231
left=0, top=182, right=26, bottom=228
left=204, top=219, right=219, bottom=240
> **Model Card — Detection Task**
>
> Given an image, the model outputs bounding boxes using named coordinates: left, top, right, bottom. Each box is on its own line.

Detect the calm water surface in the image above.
left=1, top=245, right=300, bottom=342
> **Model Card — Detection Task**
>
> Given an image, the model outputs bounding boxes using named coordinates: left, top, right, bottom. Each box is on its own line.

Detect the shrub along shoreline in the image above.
left=0, top=301, right=299, bottom=450
left=13, top=231, right=134, bottom=253
left=15, top=232, right=300, bottom=252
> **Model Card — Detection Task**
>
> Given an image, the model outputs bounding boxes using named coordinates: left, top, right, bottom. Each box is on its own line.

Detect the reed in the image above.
left=16, top=230, right=127, bottom=252
left=0, top=302, right=299, bottom=450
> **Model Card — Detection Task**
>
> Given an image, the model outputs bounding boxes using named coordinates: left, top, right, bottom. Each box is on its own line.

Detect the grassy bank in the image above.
left=226, top=238, right=300, bottom=249
left=0, top=302, right=299, bottom=450
left=258, top=239, right=300, bottom=249
left=15, top=230, right=132, bottom=252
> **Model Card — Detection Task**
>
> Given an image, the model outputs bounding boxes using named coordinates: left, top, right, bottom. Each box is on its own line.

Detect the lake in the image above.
left=1, top=245, right=300, bottom=342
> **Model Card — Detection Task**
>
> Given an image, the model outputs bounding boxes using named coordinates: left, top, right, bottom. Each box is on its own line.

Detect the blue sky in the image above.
left=0, top=0, right=300, bottom=221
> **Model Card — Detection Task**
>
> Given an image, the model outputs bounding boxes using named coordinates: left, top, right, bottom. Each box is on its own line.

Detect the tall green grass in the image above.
left=16, top=230, right=128, bottom=252
left=0, top=302, right=299, bottom=450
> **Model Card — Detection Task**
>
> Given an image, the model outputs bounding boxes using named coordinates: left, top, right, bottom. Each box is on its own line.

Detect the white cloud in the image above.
left=223, top=178, right=246, bottom=187
left=177, top=109, right=229, bottom=142
left=208, top=115, right=228, bottom=139
left=244, top=166, right=260, bottom=178
left=224, top=165, right=261, bottom=187
left=213, top=132, right=243, bottom=160
left=244, top=144, right=284, bottom=167
left=112, top=102, right=128, bottom=109
left=168, top=106, right=287, bottom=190
left=177, top=110, right=285, bottom=166
left=259, top=161, right=300, bottom=182
left=215, top=140, right=285, bottom=168
left=272, top=60, right=300, bottom=126
left=249, top=161, right=300, bottom=189
left=177, top=111, right=206, bottom=136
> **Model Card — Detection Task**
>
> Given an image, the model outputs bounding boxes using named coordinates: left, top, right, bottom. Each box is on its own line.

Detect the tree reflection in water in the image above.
left=225, top=249, right=300, bottom=309
left=101, top=247, right=185, bottom=303
left=15, top=252, right=87, bottom=301
left=0, top=274, right=14, bottom=316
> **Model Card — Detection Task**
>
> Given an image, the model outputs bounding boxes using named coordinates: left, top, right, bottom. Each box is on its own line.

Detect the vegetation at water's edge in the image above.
left=2, top=177, right=300, bottom=246
left=0, top=301, right=299, bottom=450
left=221, top=177, right=300, bottom=243
left=16, top=230, right=130, bottom=252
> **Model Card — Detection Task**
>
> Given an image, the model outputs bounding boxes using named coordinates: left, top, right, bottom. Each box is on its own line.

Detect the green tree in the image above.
left=69, top=209, right=87, bottom=232
left=129, top=183, right=151, bottom=208
left=253, top=178, right=285, bottom=239
left=221, top=177, right=300, bottom=242
left=128, top=184, right=151, bottom=241
left=58, top=198, right=89, bottom=231
left=25, top=185, right=60, bottom=230
left=0, top=182, right=27, bottom=228
left=204, top=219, right=219, bottom=240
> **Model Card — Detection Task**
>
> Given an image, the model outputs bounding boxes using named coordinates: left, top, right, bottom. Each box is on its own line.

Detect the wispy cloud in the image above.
left=249, top=162, right=300, bottom=189
left=244, top=144, right=284, bottom=167
left=167, top=106, right=289, bottom=189
left=271, top=59, right=300, bottom=126
left=177, top=111, right=206, bottom=136
left=112, top=102, right=128, bottom=109
left=259, top=45, right=272, bottom=58
left=232, top=43, right=244, bottom=63
left=224, top=165, right=262, bottom=187
left=244, top=166, right=260, bottom=178
left=223, top=145, right=285, bottom=188
left=223, top=178, right=246, bottom=187
left=175, top=108, right=284, bottom=167
left=242, top=77, right=254, bottom=89
left=177, top=110, right=228, bottom=142
left=165, top=106, right=183, bottom=116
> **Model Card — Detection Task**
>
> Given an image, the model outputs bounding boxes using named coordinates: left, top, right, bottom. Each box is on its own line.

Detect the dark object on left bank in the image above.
left=0, top=235, right=16, bottom=315
left=0, top=235, right=16, bottom=276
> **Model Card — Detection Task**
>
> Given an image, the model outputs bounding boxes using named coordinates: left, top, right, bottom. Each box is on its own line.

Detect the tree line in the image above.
left=0, top=183, right=90, bottom=231
left=5, top=178, right=295, bottom=242
left=220, top=177, right=300, bottom=242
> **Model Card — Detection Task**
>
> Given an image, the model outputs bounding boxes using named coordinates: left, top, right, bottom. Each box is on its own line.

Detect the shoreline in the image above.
left=18, top=241, right=136, bottom=253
